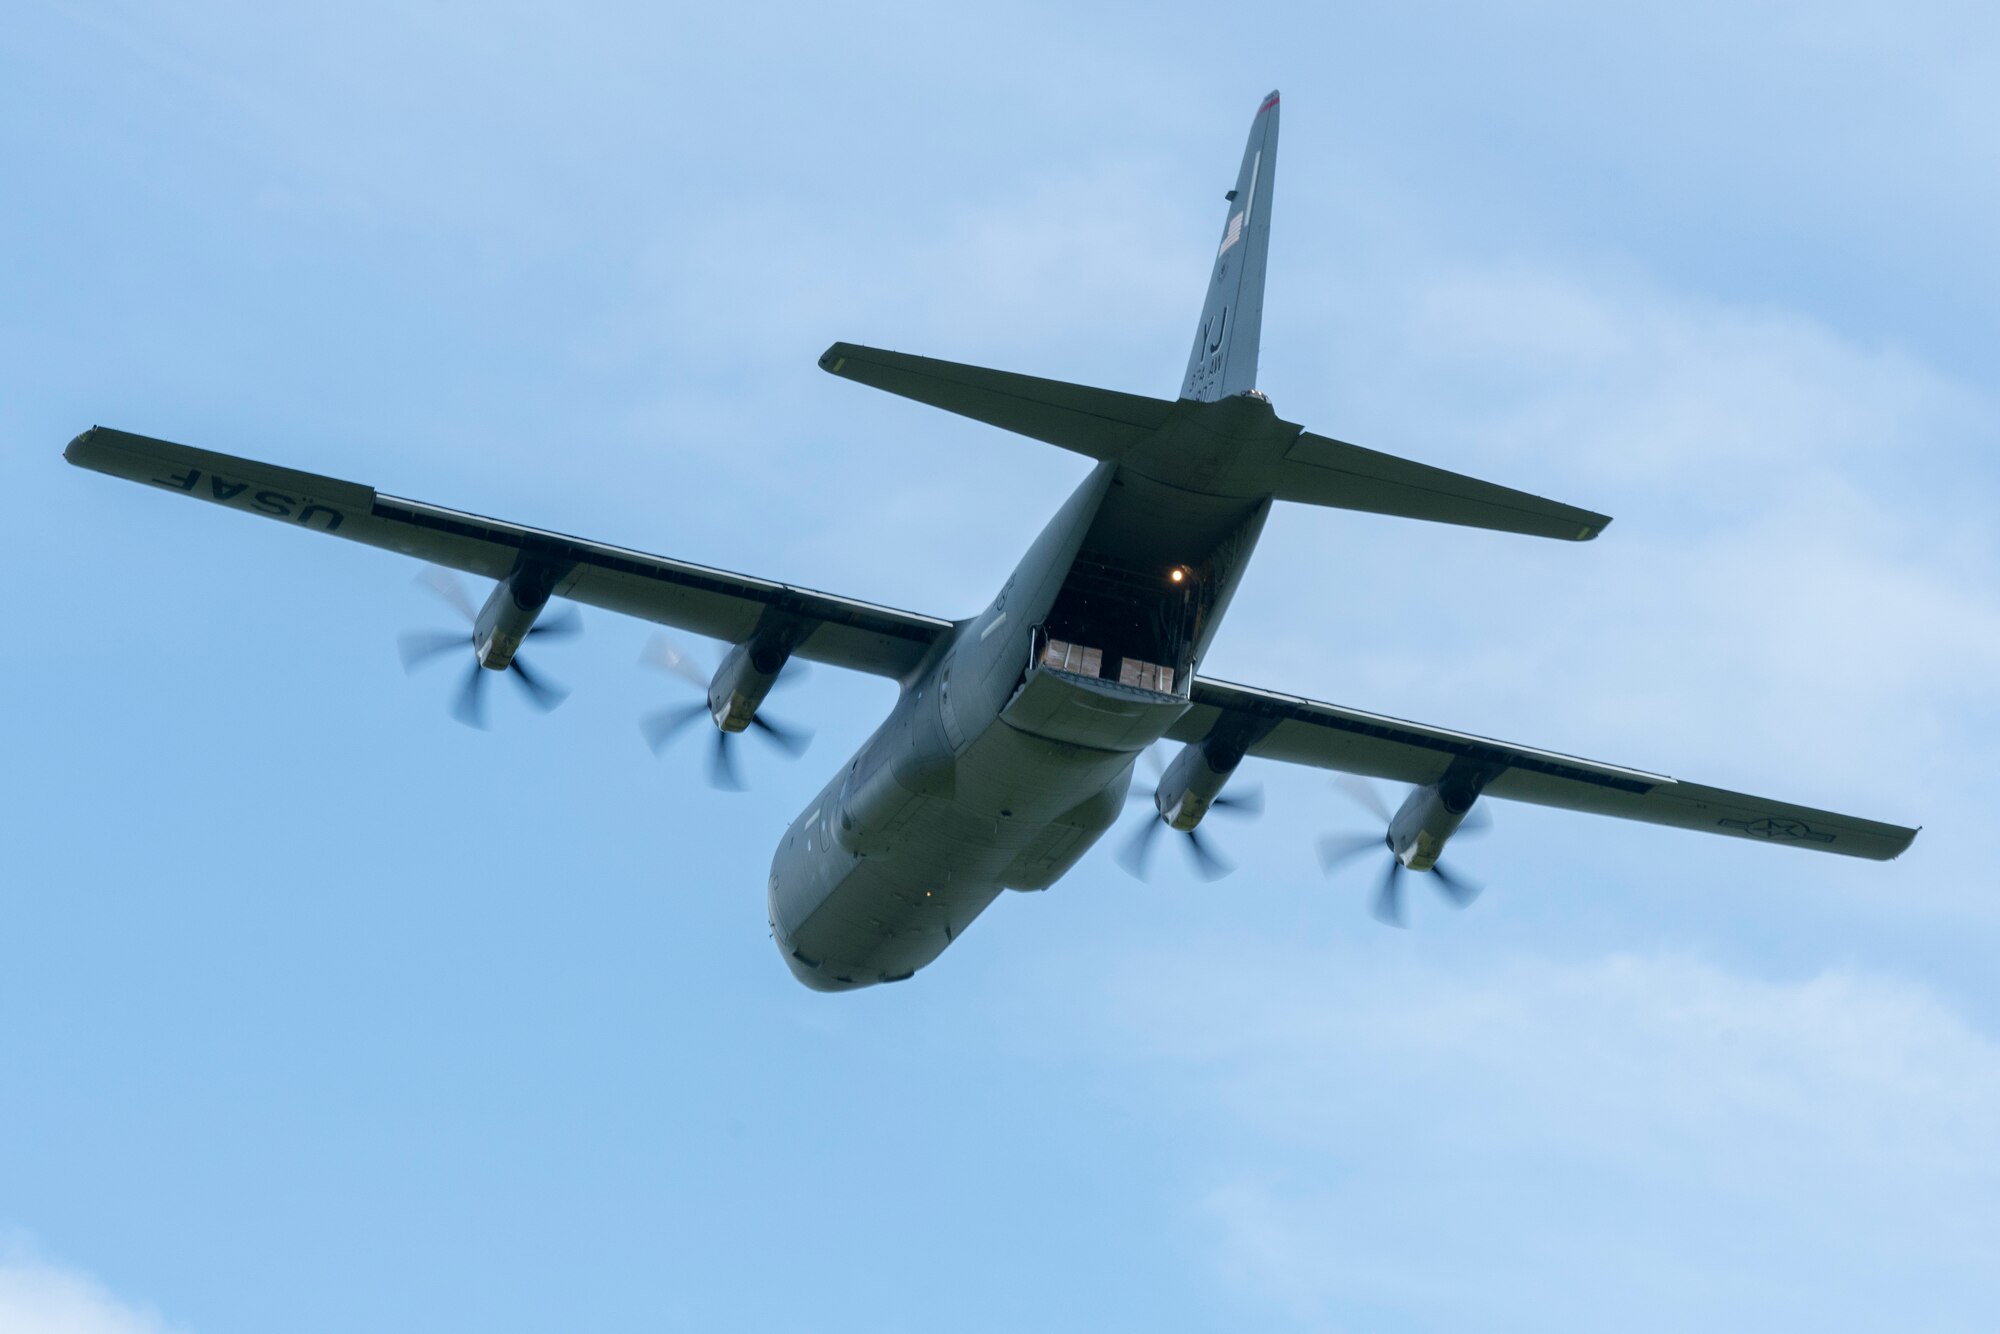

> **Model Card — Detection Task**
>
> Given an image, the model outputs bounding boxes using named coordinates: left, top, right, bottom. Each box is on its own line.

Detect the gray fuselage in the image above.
left=768, top=456, right=1270, bottom=990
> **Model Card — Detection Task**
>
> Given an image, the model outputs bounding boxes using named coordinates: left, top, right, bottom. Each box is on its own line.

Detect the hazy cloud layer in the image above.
left=1102, top=945, right=2000, bottom=1332
left=10, top=5, right=1998, bottom=1332
left=1223, top=261, right=1995, bottom=909
left=0, top=1249, right=180, bottom=1334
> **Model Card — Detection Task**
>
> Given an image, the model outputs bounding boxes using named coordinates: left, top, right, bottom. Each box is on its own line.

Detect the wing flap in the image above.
left=66, top=427, right=950, bottom=678
left=1172, top=676, right=1917, bottom=861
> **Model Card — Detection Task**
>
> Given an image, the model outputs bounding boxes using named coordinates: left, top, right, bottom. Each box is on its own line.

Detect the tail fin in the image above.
left=1182, top=91, right=1281, bottom=402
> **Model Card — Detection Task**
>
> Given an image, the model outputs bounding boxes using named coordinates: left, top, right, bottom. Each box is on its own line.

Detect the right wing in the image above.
left=1169, top=675, right=1918, bottom=861
left=64, top=427, right=952, bottom=679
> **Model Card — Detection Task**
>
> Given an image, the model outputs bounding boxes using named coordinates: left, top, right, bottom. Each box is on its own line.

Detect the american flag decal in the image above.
left=1218, top=211, right=1244, bottom=257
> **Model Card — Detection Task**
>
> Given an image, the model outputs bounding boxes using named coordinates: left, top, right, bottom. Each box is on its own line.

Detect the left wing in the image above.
left=1168, top=676, right=1918, bottom=860
left=64, top=427, right=952, bottom=679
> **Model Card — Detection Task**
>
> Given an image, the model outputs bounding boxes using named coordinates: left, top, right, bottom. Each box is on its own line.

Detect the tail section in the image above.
left=820, top=89, right=1614, bottom=544
left=1182, top=91, right=1281, bottom=402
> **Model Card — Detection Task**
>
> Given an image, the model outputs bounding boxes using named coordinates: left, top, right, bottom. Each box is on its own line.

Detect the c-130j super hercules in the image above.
left=67, top=91, right=1915, bottom=991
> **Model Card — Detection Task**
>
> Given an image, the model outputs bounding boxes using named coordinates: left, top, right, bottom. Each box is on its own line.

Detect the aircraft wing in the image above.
left=63, top=427, right=951, bottom=679
left=1169, top=676, right=1918, bottom=861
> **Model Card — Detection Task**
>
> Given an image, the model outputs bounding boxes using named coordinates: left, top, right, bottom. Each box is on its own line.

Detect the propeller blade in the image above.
left=748, top=711, right=813, bottom=758
left=507, top=656, right=569, bottom=712
left=1430, top=861, right=1484, bottom=908
left=1332, top=774, right=1391, bottom=823
left=768, top=659, right=812, bottom=691
left=1142, top=747, right=1166, bottom=781
left=1210, top=783, right=1265, bottom=818
left=640, top=702, right=709, bottom=756
left=707, top=731, right=745, bottom=792
left=403, top=577, right=574, bottom=729
left=641, top=635, right=711, bottom=690
left=397, top=629, right=467, bottom=672
left=451, top=661, right=491, bottom=730
left=1317, top=831, right=1383, bottom=874
left=1370, top=859, right=1407, bottom=928
left=525, top=604, right=582, bottom=642
left=416, top=566, right=478, bottom=623
left=1182, top=827, right=1234, bottom=881
left=1117, top=816, right=1165, bottom=881
left=1457, top=805, right=1493, bottom=839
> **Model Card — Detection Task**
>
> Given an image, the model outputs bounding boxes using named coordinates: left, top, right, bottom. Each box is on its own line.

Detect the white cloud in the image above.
left=1101, top=944, right=2000, bottom=1332
left=1208, top=258, right=2000, bottom=912
left=1389, top=265, right=1987, bottom=502
left=0, top=1246, right=182, bottom=1334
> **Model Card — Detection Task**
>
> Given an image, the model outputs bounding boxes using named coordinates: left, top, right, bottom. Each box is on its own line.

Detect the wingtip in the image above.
left=64, top=426, right=105, bottom=465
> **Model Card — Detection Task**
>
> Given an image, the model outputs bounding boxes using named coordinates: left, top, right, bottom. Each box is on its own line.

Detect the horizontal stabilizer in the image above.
left=820, top=342, right=1174, bottom=460
left=821, top=342, right=1608, bottom=542
left=1275, top=431, right=1611, bottom=542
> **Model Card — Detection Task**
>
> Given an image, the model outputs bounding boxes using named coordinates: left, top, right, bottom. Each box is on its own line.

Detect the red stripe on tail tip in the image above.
left=1260, top=93, right=1280, bottom=111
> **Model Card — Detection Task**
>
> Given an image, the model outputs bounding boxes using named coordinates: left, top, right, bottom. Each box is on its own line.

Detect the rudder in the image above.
left=1182, top=91, right=1280, bottom=402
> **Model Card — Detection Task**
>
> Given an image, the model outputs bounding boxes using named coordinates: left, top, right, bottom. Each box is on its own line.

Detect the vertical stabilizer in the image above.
left=1181, top=91, right=1280, bottom=402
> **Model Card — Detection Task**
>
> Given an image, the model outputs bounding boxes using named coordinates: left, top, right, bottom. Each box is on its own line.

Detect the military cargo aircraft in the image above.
left=64, top=91, right=1916, bottom=991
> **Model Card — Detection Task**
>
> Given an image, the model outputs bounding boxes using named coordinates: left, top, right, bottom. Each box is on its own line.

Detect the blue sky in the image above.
left=5, top=3, right=1999, bottom=1330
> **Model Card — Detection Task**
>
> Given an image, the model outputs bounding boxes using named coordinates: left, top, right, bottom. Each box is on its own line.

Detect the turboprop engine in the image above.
left=396, top=562, right=580, bottom=728
left=1386, top=781, right=1478, bottom=871
left=707, top=639, right=790, bottom=733
left=1118, top=735, right=1265, bottom=881
left=472, top=561, right=564, bottom=670
left=639, top=632, right=813, bottom=789
left=1319, top=765, right=1498, bottom=926
left=1152, top=733, right=1249, bottom=831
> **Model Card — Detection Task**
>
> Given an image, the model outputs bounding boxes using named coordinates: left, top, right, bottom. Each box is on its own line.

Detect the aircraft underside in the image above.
left=770, top=716, right=1141, bottom=990
left=769, top=458, right=1263, bottom=990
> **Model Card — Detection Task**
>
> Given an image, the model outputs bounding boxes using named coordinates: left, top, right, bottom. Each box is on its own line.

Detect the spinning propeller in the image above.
left=396, top=567, right=580, bottom=729
left=639, top=634, right=812, bottom=791
left=1117, top=747, right=1265, bottom=882
left=1317, top=775, right=1490, bottom=927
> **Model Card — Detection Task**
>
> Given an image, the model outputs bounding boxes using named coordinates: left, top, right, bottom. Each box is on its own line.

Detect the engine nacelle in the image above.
left=1153, top=733, right=1249, bottom=832
left=707, top=639, right=791, bottom=733
left=472, top=561, right=562, bottom=669
left=1387, top=782, right=1479, bottom=871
